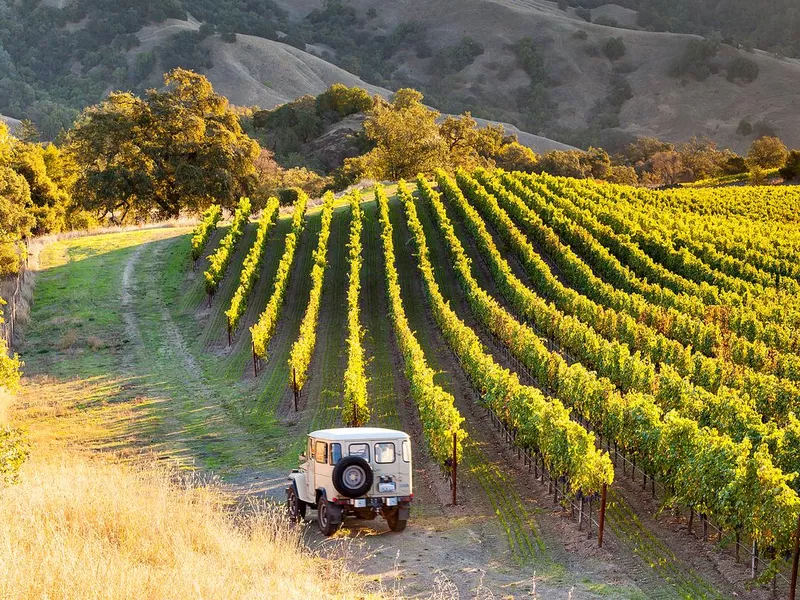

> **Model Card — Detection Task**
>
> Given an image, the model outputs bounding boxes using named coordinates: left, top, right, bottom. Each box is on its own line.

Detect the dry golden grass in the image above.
left=0, top=452, right=380, bottom=600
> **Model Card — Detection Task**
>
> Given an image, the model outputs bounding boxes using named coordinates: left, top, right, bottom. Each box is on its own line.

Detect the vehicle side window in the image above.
left=375, top=442, right=396, bottom=464
left=349, top=443, right=370, bottom=462
left=314, top=441, right=328, bottom=464
left=330, top=443, right=342, bottom=465
left=402, top=440, right=410, bottom=463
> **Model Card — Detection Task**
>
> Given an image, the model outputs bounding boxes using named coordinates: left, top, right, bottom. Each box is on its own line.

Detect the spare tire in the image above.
left=332, top=456, right=373, bottom=498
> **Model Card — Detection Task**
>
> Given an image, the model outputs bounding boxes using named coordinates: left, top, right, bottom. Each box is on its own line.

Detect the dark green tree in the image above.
left=68, top=70, right=259, bottom=222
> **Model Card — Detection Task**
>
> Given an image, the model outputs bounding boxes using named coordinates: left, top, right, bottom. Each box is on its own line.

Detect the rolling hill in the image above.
left=264, top=0, right=800, bottom=151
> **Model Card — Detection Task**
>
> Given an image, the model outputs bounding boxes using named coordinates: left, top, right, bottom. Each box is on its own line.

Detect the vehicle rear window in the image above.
left=349, top=443, right=370, bottom=462
left=375, top=442, right=396, bottom=464
left=330, top=443, right=342, bottom=465
left=402, top=440, right=410, bottom=463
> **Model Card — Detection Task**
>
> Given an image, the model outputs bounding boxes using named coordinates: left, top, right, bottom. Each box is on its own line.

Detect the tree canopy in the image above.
left=67, top=69, right=260, bottom=222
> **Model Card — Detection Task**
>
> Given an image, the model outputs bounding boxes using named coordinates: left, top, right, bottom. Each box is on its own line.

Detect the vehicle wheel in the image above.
left=332, top=456, right=374, bottom=498
left=317, top=499, right=342, bottom=537
left=385, top=508, right=407, bottom=532
left=287, top=485, right=306, bottom=523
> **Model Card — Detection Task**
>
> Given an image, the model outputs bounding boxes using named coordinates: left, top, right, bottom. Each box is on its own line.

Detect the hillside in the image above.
left=128, top=19, right=573, bottom=155
left=267, top=0, right=800, bottom=151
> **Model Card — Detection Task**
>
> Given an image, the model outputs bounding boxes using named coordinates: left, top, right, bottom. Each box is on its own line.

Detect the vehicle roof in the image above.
left=309, top=427, right=410, bottom=441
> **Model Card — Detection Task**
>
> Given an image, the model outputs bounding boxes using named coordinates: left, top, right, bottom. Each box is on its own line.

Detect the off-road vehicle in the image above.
left=287, top=428, right=413, bottom=535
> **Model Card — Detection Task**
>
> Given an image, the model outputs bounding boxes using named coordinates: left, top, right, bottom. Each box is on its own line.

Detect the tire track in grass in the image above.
left=127, top=237, right=272, bottom=475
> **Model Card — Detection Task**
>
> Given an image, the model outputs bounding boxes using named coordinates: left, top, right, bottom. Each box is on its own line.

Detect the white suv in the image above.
left=287, top=428, right=413, bottom=535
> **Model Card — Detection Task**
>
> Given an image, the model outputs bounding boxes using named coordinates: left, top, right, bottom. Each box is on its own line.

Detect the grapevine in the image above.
left=250, top=191, right=309, bottom=360
left=376, top=185, right=466, bottom=465
left=204, top=197, right=252, bottom=296
left=191, top=204, right=222, bottom=262
left=342, top=191, right=370, bottom=427
left=288, top=191, right=336, bottom=392
left=225, top=197, right=280, bottom=334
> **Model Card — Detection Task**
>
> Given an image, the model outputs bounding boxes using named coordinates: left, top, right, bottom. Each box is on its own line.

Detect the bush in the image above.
left=595, top=17, right=619, bottom=27
left=430, top=36, right=484, bottom=77
left=726, top=56, right=759, bottom=83
left=604, top=37, right=626, bottom=60
left=779, top=150, right=800, bottom=181
left=747, top=136, right=789, bottom=170
left=573, top=29, right=589, bottom=40
left=669, top=38, right=720, bottom=80
left=722, top=154, right=748, bottom=175
left=736, top=119, right=752, bottom=136
left=0, top=427, right=28, bottom=484
left=609, top=165, right=638, bottom=185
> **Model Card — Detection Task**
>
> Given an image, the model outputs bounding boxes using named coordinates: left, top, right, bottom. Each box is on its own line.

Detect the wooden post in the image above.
left=790, top=513, right=800, bottom=600
left=587, top=496, right=593, bottom=539
left=452, top=431, right=458, bottom=506
left=252, top=342, right=258, bottom=377
left=353, top=399, right=358, bottom=427
left=735, top=531, right=741, bottom=563
left=702, top=514, right=708, bottom=542
left=751, top=540, right=758, bottom=580
left=688, top=509, right=694, bottom=534
left=227, top=318, right=232, bottom=347
left=578, top=495, right=584, bottom=531
left=598, top=483, right=608, bottom=549
left=293, top=368, right=299, bottom=412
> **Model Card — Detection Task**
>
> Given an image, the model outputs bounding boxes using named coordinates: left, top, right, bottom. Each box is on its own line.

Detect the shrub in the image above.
left=0, top=427, right=28, bottom=484
left=430, top=36, right=484, bottom=77
left=604, top=37, right=626, bottom=60
left=779, top=150, right=800, bottom=181
left=609, top=165, right=639, bottom=185
left=746, top=136, right=789, bottom=170
left=595, top=17, right=619, bottom=27
left=573, top=29, right=589, bottom=40
left=669, top=38, right=720, bottom=80
left=726, top=56, right=759, bottom=83
left=736, top=119, right=753, bottom=136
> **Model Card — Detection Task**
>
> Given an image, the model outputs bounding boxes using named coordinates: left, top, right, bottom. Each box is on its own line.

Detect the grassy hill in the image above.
left=268, top=0, right=800, bottom=151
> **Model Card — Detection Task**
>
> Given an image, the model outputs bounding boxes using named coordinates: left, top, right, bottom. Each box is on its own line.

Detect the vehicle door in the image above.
left=313, top=439, right=334, bottom=497
left=304, top=437, right=315, bottom=502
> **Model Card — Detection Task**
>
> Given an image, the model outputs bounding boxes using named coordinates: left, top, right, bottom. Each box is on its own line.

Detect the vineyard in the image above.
left=184, top=172, right=800, bottom=598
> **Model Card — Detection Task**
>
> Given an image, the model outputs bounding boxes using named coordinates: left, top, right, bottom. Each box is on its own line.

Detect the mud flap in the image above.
left=328, top=503, right=344, bottom=524
left=398, top=505, right=411, bottom=520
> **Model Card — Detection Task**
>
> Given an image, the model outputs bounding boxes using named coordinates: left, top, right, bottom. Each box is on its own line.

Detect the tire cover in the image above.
left=332, top=456, right=374, bottom=498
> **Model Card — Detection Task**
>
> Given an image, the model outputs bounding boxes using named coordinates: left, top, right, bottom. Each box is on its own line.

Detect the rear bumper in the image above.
left=332, top=495, right=413, bottom=507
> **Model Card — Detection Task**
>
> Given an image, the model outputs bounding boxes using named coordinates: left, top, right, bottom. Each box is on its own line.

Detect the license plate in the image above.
left=378, top=482, right=396, bottom=493
left=354, top=499, right=366, bottom=508
left=385, top=497, right=398, bottom=506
